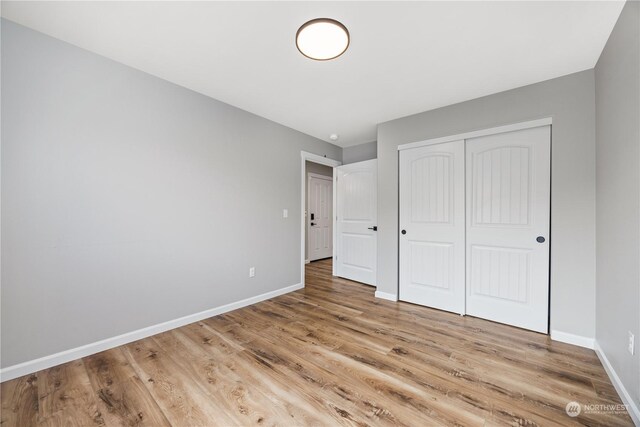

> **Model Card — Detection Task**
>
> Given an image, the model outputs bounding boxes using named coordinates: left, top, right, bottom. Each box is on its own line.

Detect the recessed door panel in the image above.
left=469, top=245, right=530, bottom=303
left=409, top=241, right=453, bottom=290
left=341, top=233, right=376, bottom=271
left=472, top=146, right=530, bottom=226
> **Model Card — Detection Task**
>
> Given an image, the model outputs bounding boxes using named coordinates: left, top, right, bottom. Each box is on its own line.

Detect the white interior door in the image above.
left=308, top=174, right=333, bottom=261
left=465, top=125, right=550, bottom=333
left=399, top=140, right=466, bottom=314
left=335, top=159, right=377, bottom=285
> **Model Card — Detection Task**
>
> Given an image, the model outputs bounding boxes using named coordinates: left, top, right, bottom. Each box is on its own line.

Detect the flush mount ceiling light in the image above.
left=296, top=18, right=350, bottom=61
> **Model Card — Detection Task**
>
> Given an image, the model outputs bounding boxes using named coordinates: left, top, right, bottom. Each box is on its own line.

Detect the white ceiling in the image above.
left=2, top=1, right=624, bottom=147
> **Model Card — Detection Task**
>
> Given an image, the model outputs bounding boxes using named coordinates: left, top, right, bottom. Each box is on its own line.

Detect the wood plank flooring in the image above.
left=1, top=259, right=633, bottom=426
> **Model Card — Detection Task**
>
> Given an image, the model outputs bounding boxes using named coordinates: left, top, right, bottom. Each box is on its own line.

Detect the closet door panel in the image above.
left=399, top=140, right=465, bottom=314
left=465, top=126, right=551, bottom=333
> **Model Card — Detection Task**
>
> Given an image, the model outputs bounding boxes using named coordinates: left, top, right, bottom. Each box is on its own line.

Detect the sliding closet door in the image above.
left=465, top=126, right=550, bottom=333
left=399, top=140, right=465, bottom=314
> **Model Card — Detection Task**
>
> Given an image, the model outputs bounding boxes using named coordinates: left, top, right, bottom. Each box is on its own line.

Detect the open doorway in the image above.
left=300, top=152, right=341, bottom=286
left=306, top=162, right=334, bottom=262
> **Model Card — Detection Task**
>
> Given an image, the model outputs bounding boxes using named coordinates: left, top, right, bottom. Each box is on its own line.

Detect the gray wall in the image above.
left=304, top=161, right=333, bottom=260
left=595, top=0, right=640, bottom=410
left=377, top=70, right=597, bottom=339
left=0, top=20, right=341, bottom=368
left=342, top=141, right=377, bottom=164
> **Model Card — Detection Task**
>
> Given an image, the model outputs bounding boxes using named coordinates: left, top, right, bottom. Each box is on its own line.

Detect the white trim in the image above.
left=0, top=282, right=303, bottom=383
left=305, top=259, right=310, bottom=264
left=302, top=151, right=341, bottom=167
left=333, top=171, right=338, bottom=276
left=397, top=118, right=552, bottom=151
left=300, top=151, right=341, bottom=287
left=375, top=291, right=398, bottom=302
left=307, top=172, right=332, bottom=182
left=594, top=341, right=640, bottom=425
left=550, top=330, right=595, bottom=349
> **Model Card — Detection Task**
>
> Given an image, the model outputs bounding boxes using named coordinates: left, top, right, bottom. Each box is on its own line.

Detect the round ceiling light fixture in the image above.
left=296, top=18, right=350, bottom=61
left=329, top=133, right=339, bottom=141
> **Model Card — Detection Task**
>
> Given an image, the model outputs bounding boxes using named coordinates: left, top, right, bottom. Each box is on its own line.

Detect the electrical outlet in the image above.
left=249, top=267, right=255, bottom=278
left=629, top=331, right=635, bottom=355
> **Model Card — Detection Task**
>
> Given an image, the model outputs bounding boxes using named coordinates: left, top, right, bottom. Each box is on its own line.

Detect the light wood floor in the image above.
left=1, top=259, right=633, bottom=426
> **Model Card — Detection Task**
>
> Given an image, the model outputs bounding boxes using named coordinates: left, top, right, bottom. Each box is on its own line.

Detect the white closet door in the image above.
left=465, top=126, right=550, bottom=333
left=335, top=159, right=377, bottom=285
left=399, top=140, right=465, bottom=314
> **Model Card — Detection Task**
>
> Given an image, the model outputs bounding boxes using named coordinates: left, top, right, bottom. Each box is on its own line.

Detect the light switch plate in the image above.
left=283, top=209, right=288, bottom=218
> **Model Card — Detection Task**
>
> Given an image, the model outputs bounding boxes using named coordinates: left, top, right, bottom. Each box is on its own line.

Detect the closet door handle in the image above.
left=401, top=230, right=407, bottom=235
left=536, top=236, right=545, bottom=243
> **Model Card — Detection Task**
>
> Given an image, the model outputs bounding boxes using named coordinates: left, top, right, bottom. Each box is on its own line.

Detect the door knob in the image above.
left=401, top=230, right=407, bottom=235
left=368, top=226, right=378, bottom=231
left=310, top=222, right=316, bottom=226
left=536, top=236, right=545, bottom=243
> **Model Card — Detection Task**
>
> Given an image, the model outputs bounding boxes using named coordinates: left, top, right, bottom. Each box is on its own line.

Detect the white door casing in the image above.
left=399, top=140, right=466, bottom=314
left=308, top=174, right=333, bottom=261
left=335, top=159, right=377, bottom=285
left=465, top=125, right=551, bottom=333
left=300, top=152, right=341, bottom=287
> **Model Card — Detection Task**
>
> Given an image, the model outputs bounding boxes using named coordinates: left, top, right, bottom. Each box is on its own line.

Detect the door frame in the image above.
left=307, top=172, right=333, bottom=262
left=300, top=151, right=341, bottom=287
left=397, top=118, right=552, bottom=152
left=395, top=118, right=552, bottom=328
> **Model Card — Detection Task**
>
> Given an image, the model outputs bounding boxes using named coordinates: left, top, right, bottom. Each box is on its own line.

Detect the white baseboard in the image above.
left=0, top=282, right=303, bottom=383
left=375, top=291, right=398, bottom=302
left=594, top=341, right=640, bottom=425
left=550, top=330, right=595, bottom=349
